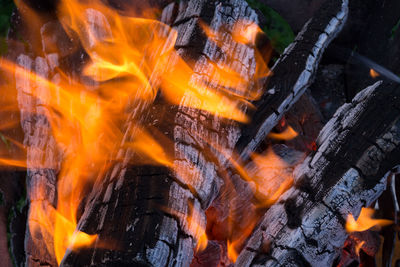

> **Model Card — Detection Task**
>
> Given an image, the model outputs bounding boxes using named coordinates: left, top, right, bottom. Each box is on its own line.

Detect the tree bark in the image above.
left=235, top=81, right=400, bottom=266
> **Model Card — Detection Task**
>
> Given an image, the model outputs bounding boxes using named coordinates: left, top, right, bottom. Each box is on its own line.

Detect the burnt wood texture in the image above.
left=61, top=0, right=261, bottom=266
left=7, top=0, right=400, bottom=266
left=235, top=81, right=400, bottom=266
left=235, top=0, right=348, bottom=162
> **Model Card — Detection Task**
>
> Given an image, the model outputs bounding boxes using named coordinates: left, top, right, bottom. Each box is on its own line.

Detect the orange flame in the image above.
left=249, top=148, right=294, bottom=205
left=187, top=203, right=208, bottom=253
left=227, top=240, right=239, bottom=263
left=346, top=207, right=392, bottom=233
left=267, top=126, right=299, bottom=141
left=0, top=0, right=274, bottom=264
left=355, top=240, right=365, bottom=257
left=370, top=69, right=380, bottom=78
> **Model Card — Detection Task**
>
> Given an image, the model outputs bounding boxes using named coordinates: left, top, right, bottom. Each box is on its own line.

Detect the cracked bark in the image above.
left=61, top=0, right=261, bottom=266
left=16, top=54, right=62, bottom=267
left=8, top=0, right=350, bottom=265
left=235, top=81, right=400, bottom=267
left=9, top=0, right=392, bottom=266
left=235, top=0, right=348, bottom=162
left=59, top=0, right=350, bottom=265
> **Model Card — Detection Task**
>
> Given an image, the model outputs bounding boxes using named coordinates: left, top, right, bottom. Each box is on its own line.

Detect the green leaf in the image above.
left=246, top=0, right=295, bottom=54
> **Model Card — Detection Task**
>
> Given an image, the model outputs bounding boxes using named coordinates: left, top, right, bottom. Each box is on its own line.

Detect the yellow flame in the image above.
left=0, top=0, right=274, bottom=263
left=346, top=207, right=392, bottom=233
left=227, top=240, right=239, bottom=263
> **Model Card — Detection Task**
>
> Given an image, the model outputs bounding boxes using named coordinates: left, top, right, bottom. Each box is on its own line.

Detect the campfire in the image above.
left=0, top=0, right=399, bottom=266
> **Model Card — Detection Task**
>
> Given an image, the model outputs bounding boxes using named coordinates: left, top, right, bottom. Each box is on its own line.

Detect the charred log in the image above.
left=236, top=81, right=400, bottom=266
left=61, top=0, right=261, bottom=266
left=235, top=0, right=348, bottom=162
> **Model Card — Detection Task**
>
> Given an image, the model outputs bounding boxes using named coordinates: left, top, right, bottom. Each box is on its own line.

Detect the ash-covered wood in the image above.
left=16, top=54, right=62, bottom=267
left=235, top=81, right=400, bottom=266
left=6, top=0, right=400, bottom=266
left=61, top=0, right=262, bottom=266
left=235, top=0, right=349, bottom=162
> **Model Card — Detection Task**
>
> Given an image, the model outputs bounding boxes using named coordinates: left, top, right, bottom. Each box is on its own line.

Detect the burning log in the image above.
left=59, top=0, right=350, bottom=266
left=235, top=81, right=400, bottom=266
left=235, top=0, right=348, bottom=161
left=0, top=0, right=399, bottom=265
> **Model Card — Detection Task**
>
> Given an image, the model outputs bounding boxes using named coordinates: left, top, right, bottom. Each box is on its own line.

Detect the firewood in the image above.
left=235, top=81, right=400, bottom=266
left=5, top=0, right=350, bottom=265
left=235, top=0, right=349, bottom=162
left=60, top=0, right=261, bottom=266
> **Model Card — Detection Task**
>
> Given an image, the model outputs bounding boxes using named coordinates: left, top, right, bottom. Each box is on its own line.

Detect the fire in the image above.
left=249, top=148, right=295, bottom=205
left=346, top=207, right=392, bottom=233
left=0, top=0, right=272, bottom=264
left=355, top=240, right=365, bottom=256
left=227, top=219, right=257, bottom=263
left=267, top=125, right=299, bottom=141
left=28, top=185, right=97, bottom=264
left=370, top=69, right=380, bottom=78
left=187, top=203, right=208, bottom=253
left=166, top=204, right=208, bottom=253
left=227, top=240, right=239, bottom=263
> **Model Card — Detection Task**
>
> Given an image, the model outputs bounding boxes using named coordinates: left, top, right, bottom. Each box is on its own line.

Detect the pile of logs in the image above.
left=0, top=0, right=399, bottom=266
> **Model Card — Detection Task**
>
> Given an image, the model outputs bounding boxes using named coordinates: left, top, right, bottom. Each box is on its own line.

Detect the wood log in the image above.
left=235, top=81, right=400, bottom=266
left=60, top=0, right=353, bottom=264
left=61, top=1, right=261, bottom=266
left=235, top=0, right=348, bottom=162
left=203, top=2, right=348, bottom=259
left=16, top=53, right=62, bottom=267
left=3, top=0, right=358, bottom=265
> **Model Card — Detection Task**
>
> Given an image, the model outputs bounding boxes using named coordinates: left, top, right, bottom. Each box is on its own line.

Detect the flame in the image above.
left=355, top=240, right=365, bottom=257
left=227, top=240, right=239, bottom=263
left=28, top=185, right=97, bottom=264
left=346, top=208, right=392, bottom=233
left=223, top=148, right=294, bottom=263
left=165, top=204, right=208, bottom=253
left=124, top=127, right=173, bottom=167
left=187, top=203, right=208, bottom=253
left=249, top=148, right=294, bottom=205
left=227, top=219, right=257, bottom=263
left=370, top=69, right=380, bottom=78
left=267, top=125, right=299, bottom=141
left=0, top=0, right=273, bottom=264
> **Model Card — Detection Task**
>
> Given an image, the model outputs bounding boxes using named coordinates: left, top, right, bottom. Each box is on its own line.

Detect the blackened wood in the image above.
left=344, top=0, right=400, bottom=98
left=235, top=81, right=400, bottom=266
left=282, top=91, right=323, bottom=153
left=61, top=1, right=262, bottom=266
left=235, top=0, right=349, bottom=162
left=378, top=174, right=397, bottom=267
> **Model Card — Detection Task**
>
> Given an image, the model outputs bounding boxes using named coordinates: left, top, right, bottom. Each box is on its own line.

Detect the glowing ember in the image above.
left=369, top=69, right=380, bottom=78
left=267, top=125, right=299, bottom=141
left=346, top=207, right=392, bottom=233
